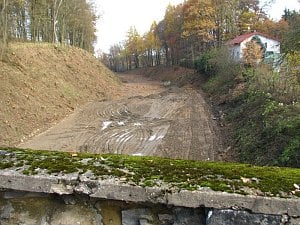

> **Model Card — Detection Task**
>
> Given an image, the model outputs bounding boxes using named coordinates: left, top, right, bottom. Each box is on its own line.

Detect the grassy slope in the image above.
left=0, top=43, right=121, bottom=146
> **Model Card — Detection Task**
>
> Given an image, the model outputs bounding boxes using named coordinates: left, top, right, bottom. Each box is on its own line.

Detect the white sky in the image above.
left=94, top=0, right=300, bottom=53
left=94, top=0, right=185, bottom=53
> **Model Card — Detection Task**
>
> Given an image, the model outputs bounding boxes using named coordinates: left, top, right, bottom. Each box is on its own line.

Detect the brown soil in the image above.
left=0, top=43, right=121, bottom=146
left=19, top=71, right=225, bottom=161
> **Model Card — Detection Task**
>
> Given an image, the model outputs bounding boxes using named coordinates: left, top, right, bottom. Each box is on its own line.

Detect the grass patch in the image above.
left=0, top=147, right=299, bottom=198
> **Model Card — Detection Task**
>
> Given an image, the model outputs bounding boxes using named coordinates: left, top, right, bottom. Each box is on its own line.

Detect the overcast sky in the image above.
left=94, top=0, right=300, bottom=53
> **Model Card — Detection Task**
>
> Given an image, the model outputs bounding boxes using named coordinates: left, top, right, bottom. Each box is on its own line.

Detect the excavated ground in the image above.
left=19, top=73, right=224, bottom=161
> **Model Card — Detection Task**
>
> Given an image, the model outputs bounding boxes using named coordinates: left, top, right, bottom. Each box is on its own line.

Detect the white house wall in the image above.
left=231, top=46, right=241, bottom=61
left=260, top=36, right=280, bottom=53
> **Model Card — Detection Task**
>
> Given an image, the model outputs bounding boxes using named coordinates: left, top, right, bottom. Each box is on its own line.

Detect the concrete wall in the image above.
left=1, top=190, right=299, bottom=225
left=231, top=45, right=241, bottom=61
left=0, top=171, right=300, bottom=225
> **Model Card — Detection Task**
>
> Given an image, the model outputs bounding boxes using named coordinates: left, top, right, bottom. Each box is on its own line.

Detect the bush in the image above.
left=197, top=47, right=241, bottom=94
left=201, top=47, right=300, bottom=168
left=248, top=62, right=300, bottom=104
left=226, top=90, right=300, bottom=167
left=194, top=50, right=216, bottom=77
left=195, top=47, right=240, bottom=77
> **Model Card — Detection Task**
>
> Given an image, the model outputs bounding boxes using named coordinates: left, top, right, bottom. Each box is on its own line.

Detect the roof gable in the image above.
left=228, top=32, right=279, bottom=46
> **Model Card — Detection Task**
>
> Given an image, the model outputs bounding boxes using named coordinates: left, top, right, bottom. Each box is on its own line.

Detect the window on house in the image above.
left=265, top=51, right=274, bottom=57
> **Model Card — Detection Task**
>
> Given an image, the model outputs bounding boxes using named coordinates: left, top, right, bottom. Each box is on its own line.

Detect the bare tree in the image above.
left=0, top=0, right=7, bottom=45
left=53, top=0, right=63, bottom=43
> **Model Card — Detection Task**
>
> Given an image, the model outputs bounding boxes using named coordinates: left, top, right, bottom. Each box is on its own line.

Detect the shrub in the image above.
left=194, top=50, right=216, bottom=77
left=248, top=62, right=300, bottom=104
left=197, top=47, right=241, bottom=94
left=196, top=47, right=240, bottom=76
left=201, top=47, right=300, bottom=168
left=226, top=89, right=300, bottom=167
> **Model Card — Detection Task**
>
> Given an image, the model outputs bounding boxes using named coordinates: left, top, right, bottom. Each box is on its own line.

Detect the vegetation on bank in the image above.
left=0, top=147, right=300, bottom=198
left=196, top=38, right=299, bottom=167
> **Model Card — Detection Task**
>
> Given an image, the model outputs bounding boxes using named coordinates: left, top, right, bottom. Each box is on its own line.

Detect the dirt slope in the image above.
left=20, top=73, right=224, bottom=161
left=126, top=65, right=197, bottom=84
left=0, top=43, right=121, bottom=146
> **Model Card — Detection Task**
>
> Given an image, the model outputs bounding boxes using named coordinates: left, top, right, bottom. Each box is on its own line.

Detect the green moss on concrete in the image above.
left=0, top=147, right=300, bottom=198
left=0, top=161, right=14, bottom=169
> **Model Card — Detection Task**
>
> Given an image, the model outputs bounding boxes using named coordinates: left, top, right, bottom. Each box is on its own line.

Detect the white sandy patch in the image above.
left=132, top=153, right=144, bottom=156
left=149, top=135, right=156, bottom=141
left=102, top=121, right=112, bottom=130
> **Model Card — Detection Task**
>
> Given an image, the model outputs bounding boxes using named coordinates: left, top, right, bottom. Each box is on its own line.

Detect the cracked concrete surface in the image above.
left=0, top=170, right=299, bottom=217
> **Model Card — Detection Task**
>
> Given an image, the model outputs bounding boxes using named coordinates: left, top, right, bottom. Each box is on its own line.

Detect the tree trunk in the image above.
left=135, top=54, right=139, bottom=68
left=21, top=8, right=27, bottom=40
left=1, top=0, right=7, bottom=45
left=191, top=43, right=195, bottom=66
left=53, top=0, right=63, bottom=44
left=60, top=17, right=65, bottom=45
left=165, top=45, right=169, bottom=65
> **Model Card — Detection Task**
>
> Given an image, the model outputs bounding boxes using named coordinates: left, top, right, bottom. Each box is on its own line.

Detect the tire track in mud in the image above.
left=79, top=98, right=172, bottom=156
left=19, top=75, right=222, bottom=161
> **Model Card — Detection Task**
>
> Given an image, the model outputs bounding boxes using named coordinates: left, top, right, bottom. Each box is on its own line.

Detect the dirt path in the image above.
left=19, top=73, right=223, bottom=161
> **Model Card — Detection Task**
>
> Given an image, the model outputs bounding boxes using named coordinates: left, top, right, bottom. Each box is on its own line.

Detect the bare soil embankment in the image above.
left=20, top=70, right=224, bottom=161
left=0, top=43, right=121, bottom=146
left=1, top=43, right=224, bottom=161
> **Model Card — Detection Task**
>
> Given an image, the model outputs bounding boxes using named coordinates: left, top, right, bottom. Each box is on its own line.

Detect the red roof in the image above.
left=228, top=32, right=279, bottom=46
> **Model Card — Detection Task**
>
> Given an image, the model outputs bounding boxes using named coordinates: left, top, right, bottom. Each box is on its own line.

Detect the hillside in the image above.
left=0, top=43, right=121, bottom=146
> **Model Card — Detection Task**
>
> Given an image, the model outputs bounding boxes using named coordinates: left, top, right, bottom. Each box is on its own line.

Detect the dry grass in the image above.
left=0, top=42, right=121, bottom=146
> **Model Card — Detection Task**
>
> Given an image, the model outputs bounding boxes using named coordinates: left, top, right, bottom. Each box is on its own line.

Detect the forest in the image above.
left=101, top=0, right=299, bottom=72
left=0, top=0, right=97, bottom=53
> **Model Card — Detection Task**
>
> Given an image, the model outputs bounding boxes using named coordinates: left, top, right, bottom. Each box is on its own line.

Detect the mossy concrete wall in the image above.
left=1, top=148, right=299, bottom=224
left=0, top=170, right=300, bottom=225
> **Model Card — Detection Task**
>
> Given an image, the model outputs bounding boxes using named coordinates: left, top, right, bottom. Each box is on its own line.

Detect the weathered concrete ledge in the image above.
left=1, top=148, right=300, bottom=224
left=1, top=169, right=299, bottom=217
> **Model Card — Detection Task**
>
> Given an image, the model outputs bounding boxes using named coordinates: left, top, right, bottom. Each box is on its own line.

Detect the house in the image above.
left=228, top=32, right=281, bottom=62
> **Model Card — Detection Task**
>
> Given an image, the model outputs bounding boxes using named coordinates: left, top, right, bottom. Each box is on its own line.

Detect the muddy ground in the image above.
left=20, top=73, right=224, bottom=161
